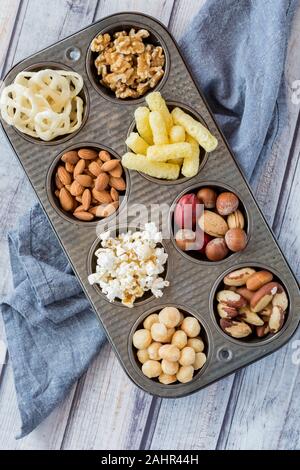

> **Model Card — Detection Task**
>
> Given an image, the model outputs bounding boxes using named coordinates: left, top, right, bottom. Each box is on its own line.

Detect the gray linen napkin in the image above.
left=1, top=0, right=296, bottom=438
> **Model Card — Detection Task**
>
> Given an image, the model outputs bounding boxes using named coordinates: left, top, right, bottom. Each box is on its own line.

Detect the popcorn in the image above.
left=88, top=223, right=169, bottom=307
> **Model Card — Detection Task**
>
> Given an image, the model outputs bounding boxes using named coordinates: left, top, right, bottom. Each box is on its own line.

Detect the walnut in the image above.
left=91, top=28, right=165, bottom=98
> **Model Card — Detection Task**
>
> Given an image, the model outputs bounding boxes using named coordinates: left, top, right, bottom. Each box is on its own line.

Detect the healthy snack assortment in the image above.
left=0, top=69, right=84, bottom=141
left=216, top=267, right=289, bottom=339
left=133, top=307, right=207, bottom=384
left=88, top=223, right=169, bottom=307
left=122, top=92, right=218, bottom=180
left=174, top=187, right=247, bottom=261
left=91, top=28, right=165, bottom=99
left=54, top=148, right=126, bottom=221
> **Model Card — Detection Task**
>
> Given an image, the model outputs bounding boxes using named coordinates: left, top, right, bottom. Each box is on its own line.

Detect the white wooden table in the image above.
left=0, top=0, right=299, bottom=450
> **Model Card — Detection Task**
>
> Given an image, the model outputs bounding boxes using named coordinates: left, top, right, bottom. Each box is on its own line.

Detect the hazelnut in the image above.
left=171, top=330, right=188, bottom=350
left=151, top=323, right=168, bottom=342
left=179, top=347, right=196, bottom=366
left=216, top=192, right=239, bottom=216
left=176, top=365, right=194, bottom=383
left=175, top=229, right=196, bottom=251
left=142, top=360, right=162, bottom=378
left=205, top=238, right=229, bottom=261
left=133, top=329, right=152, bottom=349
left=158, top=373, right=177, bottom=385
left=196, top=187, right=217, bottom=208
left=161, top=359, right=179, bottom=375
left=148, top=342, right=162, bottom=360
left=227, top=209, right=245, bottom=229
left=143, top=313, right=159, bottom=330
left=137, top=349, right=149, bottom=364
left=187, top=337, right=205, bottom=352
left=225, top=228, right=247, bottom=252
left=181, top=317, right=201, bottom=337
left=193, top=352, right=207, bottom=370
left=159, top=307, right=181, bottom=328
left=159, top=344, right=180, bottom=362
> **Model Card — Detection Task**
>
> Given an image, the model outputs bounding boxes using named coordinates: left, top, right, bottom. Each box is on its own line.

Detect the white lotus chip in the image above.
left=88, top=223, right=169, bottom=308
left=0, top=69, right=84, bottom=141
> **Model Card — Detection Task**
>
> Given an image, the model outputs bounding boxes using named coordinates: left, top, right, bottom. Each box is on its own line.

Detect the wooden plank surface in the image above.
left=0, top=0, right=299, bottom=450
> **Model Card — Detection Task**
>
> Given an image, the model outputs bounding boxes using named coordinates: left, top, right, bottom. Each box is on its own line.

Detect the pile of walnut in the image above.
left=133, top=307, right=207, bottom=384
left=216, top=267, right=289, bottom=339
left=91, top=29, right=165, bottom=99
left=54, top=148, right=126, bottom=221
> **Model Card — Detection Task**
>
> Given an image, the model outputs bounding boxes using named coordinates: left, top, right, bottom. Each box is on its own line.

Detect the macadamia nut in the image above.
left=151, top=323, right=168, bottom=342
left=159, top=307, right=181, bottom=328
left=143, top=313, right=159, bottom=330
left=193, top=352, right=207, bottom=370
left=142, top=360, right=162, bottom=378
left=179, top=346, right=196, bottom=366
left=137, top=349, right=149, bottom=364
left=133, top=329, right=152, bottom=349
left=181, top=317, right=201, bottom=337
left=161, top=359, right=179, bottom=375
left=148, top=342, right=162, bottom=360
left=164, top=327, right=175, bottom=343
left=159, top=344, right=180, bottom=362
left=171, top=330, right=188, bottom=350
left=159, top=373, right=177, bottom=385
left=187, top=337, right=204, bottom=352
left=176, top=365, right=194, bottom=383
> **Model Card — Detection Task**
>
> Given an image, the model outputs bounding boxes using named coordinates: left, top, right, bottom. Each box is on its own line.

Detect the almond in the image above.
left=198, top=210, right=228, bottom=238
left=109, top=176, right=126, bottom=191
left=92, top=188, right=112, bottom=204
left=65, top=162, right=74, bottom=173
left=75, top=196, right=82, bottom=203
left=95, top=173, right=109, bottom=191
left=73, top=211, right=94, bottom=221
left=224, top=267, right=256, bottom=287
left=101, top=159, right=119, bottom=172
left=246, top=271, right=273, bottom=291
left=74, top=204, right=84, bottom=213
left=99, top=150, right=111, bottom=162
left=110, top=187, right=119, bottom=201
left=55, top=189, right=60, bottom=198
left=109, top=163, right=123, bottom=177
left=61, top=150, right=79, bottom=165
left=95, top=201, right=119, bottom=218
left=55, top=173, right=64, bottom=190
left=82, top=189, right=91, bottom=211
left=59, top=187, right=74, bottom=212
left=75, top=174, right=93, bottom=187
left=70, top=180, right=84, bottom=196
left=74, top=159, right=86, bottom=177
left=78, top=148, right=98, bottom=160
left=88, top=161, right=103, bottom=177
left=250, top=282, right=283, bottom=312
left=57, top=165, right=72, bottom=186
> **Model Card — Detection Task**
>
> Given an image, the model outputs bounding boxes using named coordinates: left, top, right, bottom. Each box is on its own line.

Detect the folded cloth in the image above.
left=1, top=0, right=296, bottom=438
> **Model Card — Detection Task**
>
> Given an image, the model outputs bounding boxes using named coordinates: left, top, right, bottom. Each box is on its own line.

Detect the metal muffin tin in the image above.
left=1, top=12, right=299, bottom=398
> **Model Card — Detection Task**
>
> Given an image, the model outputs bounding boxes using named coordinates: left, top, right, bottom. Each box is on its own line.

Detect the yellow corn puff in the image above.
left=122, top=152, right=180, bottom=180
left=149, top=111, right=169, bottom=145
left=134, top=107, right=153, bottom=145
left=145, top=92, right=173, bottom=132
left=147, top=142, right=192, bottom=162
left=182, top=135, right=200, bottom=177
left=126, top=132, right=149, bottom=155
left=169, top=125, right=185, bottom=143
left=172, top=107, right=218, bottom=152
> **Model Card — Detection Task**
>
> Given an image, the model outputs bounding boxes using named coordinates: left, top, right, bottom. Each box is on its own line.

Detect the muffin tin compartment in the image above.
left=0, top=12, right=299, bottom=399
left=86, top=22, right=170, bottom=104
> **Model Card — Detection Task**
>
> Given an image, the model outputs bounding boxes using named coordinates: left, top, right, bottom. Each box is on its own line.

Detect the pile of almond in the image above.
left=215, top=267, right=289, bottom=339
left=54, top=148, right=126, bottom=221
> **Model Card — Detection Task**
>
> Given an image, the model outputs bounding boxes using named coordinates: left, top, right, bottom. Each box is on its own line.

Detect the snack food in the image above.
left=53, top=148, right=126, bottom=220
left=88, top=223, right=169, bottom=307
left=0, top=69, right=84, bottom=141
left=216, top=268, right=288, bottom=339
left=133, top=307, right=207, bottom=383
left=122, top=92, right=218, bottom=180
left=174, top=186, right=248, bottom=261
left=90, top=28, right=165, bottom=99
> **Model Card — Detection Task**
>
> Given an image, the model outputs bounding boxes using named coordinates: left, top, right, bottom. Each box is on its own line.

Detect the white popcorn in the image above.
left=88, top=224, right=169, bottom=307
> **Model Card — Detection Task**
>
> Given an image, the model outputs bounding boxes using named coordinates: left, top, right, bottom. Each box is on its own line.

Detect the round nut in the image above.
left=187, top=337, right=205, bottom=352
left=133, top=329, right=152, bottom=350
left=158, top=307, right=181, bottom=328
left=137, top=349, right=149, bottom=364
left=143, top=313, right=159, bottom=330
left=227, top=209, right=245, bottom=229
left=205, top=238, right=228, bottom=261
left=246, top=270, right=273, bottom=291
left=181, top=317, right=201, bottom=338
left=216, top=192, right=239, bottom=216
left=171, top=330, right=188, bottom=350
left=176, top=365, right=194, bottom=383
left=196, top=187, right=217, bottom=208
left=148, top=342, right=162, bottom=361
left=225, top=228, right=247, bottom=252
left=142, top=360, right=162, bottom=378
left=158, top=373, right=177, bottom=385
left=164, top=328, right=175, bottom=343
left=151, top=323, right=168, bottom=342
left=161, top=359, right=179, bottom=375
left=159, top=344, right=180, bottom=362
left=179, top=347, right=196, bottom=366
left=193, top=352, right=207, bottom=370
